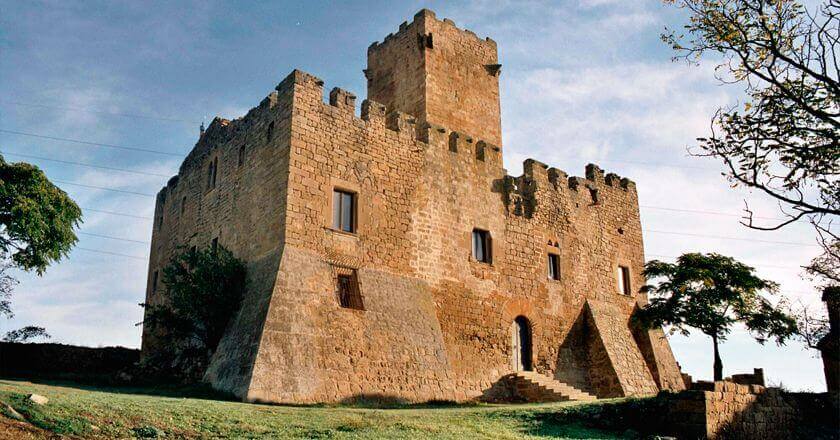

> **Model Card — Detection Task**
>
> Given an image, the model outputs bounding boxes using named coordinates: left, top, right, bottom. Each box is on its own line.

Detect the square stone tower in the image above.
left=366, top=9, right=503, bottom=147
left=143, top=9, right=686, bottom=405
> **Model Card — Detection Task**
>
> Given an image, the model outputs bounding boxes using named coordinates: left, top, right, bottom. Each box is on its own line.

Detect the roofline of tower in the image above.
left=367, top=8, right=496, bottom=53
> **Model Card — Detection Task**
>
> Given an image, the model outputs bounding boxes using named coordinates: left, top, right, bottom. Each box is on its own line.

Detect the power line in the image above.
left=0, top=100, right=200, bottom=124
left=77, top=231, right=150, bottom=245
left=1, top=152, right=808, bottom=229
left=645, top=254, right=802, bottom=270
left=53, top=180, right=156, bottom=197
left=0, top=150, right=172, bottom=178
left=2, top=129, right=717, bottom=171
left=75, top=247, right=147, bottom=260
left=0, top=128, right=184, bottom=157
left=644, top=229, right=819, bottom=247
left=81, top=207, right=152, bottom=220
left=640, top=205, right=793, bottom=222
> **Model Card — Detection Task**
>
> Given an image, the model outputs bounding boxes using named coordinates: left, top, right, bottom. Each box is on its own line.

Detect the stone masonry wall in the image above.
left=143, top=79, right=295, bottom=397
left=668, top=382, right=798, bottom=440
left=245, top=71, right=456, bottom=403
left=368, top=9, right=502, bottom=146
left=238, top=65, right=680, bottom=402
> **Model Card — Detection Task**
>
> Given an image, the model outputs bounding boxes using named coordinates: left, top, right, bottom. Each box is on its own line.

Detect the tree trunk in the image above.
left=712, top=334, right=723, bottom=381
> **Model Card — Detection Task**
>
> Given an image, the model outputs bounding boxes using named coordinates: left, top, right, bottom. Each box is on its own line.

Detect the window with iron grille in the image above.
left=335, top=269, right=363, bottom=310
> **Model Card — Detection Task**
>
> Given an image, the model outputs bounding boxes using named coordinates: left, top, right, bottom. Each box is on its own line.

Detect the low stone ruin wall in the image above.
left=557, top=381, right=838, bottom=439
left=0, top=342, right=139, bottom=382
left=669, top=381, right=796, bottom=439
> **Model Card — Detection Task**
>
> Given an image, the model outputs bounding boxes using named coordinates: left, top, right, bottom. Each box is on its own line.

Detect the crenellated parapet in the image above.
left=366, top=9, right=502, bottom=146
left=367, top=9, right=496, bottom=54
left=278, top=68, right=504, bottom=170
left=155, top=65, right=640, bottom=227
left=501, top=159, right=638, bottom=219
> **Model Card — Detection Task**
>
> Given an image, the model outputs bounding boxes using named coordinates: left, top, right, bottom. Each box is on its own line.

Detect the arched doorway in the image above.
left=510, top=316, right=533, bottom=371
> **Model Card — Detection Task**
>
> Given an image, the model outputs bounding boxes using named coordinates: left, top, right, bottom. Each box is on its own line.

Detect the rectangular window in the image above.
left=211, top=237, right=219, bottom=254
left=336, top=270, right=363, bottom=310
left=618, top=266, right=631, bottom=295
left=548, top=254, right=560, bottom=280
left=332, top=189, right=355, bottom=233
left=472, top=229, right=492, bottom=263
left=181, top=196, right=187, bottom=214
left=152, top=270, right=159, bottom=295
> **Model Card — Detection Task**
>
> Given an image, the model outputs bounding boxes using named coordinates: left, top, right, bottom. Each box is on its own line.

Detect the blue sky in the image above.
left=0, top=1, right=827, bottom=391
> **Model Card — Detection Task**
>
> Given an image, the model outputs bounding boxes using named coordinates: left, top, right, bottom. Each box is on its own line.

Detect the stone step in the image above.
left=509, top=371, right=598, bottom=403
left=517, top=376, right=596, bottom=399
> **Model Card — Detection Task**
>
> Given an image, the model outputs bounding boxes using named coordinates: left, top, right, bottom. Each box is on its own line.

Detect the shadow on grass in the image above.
left=491, top=398, right=655, bottom=439
left=1, top=377, right=490, bottom=410
left=0, top=375, right=236, bottom=402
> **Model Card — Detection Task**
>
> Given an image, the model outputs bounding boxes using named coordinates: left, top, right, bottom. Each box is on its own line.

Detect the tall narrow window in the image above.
left=618, top=265, right=631, bottom=295
left=336, top=269, right=363, bottom=310
left=212, top=157, right=218, bottom=187
left=548, top=253, right=560, bottom=280
left=472, top=229, right=492, bottom=263
left=238, top=145, right=246, bottom=166
left=332, top=189, right=356, bottom=233
left=266, top=121, right=274, bottom=143
left=211, top=237, right=219, bottom=254
left=207, top=157, right=218, bottom=190
left=181, top=196, right=187, bottom=214
left=157, top=214, right=164, bottom=231
left=152, top=270, right=159, bottom=295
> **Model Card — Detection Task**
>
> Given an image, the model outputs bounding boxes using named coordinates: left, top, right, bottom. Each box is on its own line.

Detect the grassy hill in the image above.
left=0, top=379, right=637, bottom=439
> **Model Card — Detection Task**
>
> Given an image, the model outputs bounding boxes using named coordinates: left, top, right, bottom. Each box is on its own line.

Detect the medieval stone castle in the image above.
left=142, top=9, right=686, bottom=403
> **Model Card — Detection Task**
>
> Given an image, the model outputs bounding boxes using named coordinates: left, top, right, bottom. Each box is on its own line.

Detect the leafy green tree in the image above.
left=0, top=155, right=81, bottom=339
left=142, top=245, right=246, bottom=380
left=0, top=155, right=82, bottom=275
left=635, top=253, right=798, bottom=381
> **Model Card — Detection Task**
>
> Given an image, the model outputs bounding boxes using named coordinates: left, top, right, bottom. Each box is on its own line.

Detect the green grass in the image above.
left=0, top=379, right=634, bottom=439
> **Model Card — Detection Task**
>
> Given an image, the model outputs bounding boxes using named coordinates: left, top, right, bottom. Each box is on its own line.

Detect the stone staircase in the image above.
left=507, top=371, right=598, bottom=403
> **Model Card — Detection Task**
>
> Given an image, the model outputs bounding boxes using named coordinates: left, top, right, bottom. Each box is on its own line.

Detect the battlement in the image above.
left=367, top=9, right=496, bottom=53
left=366, top=8, right=502, bottom=146
left=498, top=159, right=638, bottom=219
left=161, top=67, right=640, bottom=209
left=275, top=69, right=504, bottom=167
left=516, top=160, right=636, bottom=193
